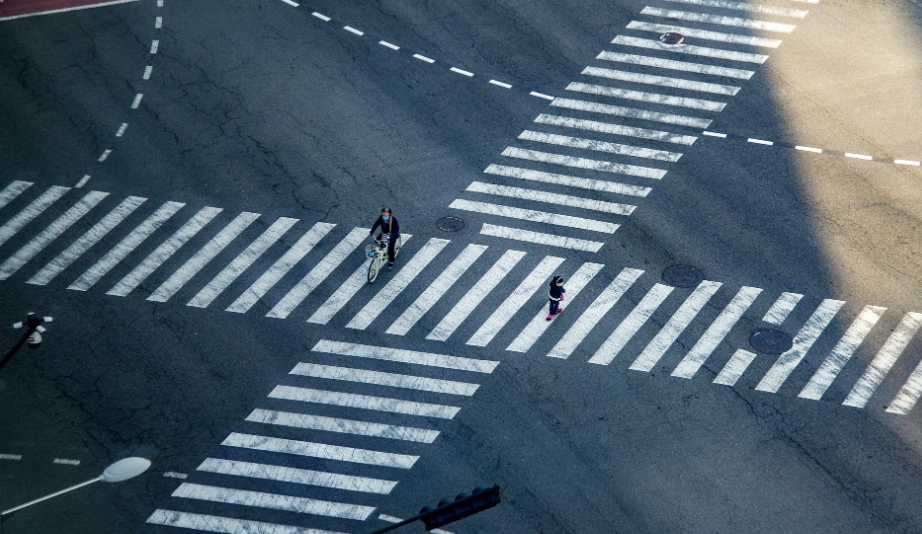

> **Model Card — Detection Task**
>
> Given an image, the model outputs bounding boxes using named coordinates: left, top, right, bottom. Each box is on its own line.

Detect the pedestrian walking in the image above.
left=547, top=275, right=565, bottom=320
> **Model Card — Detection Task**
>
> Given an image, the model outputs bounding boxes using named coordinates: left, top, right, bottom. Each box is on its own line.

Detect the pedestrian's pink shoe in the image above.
left=546, top=314, right=554, bottom=321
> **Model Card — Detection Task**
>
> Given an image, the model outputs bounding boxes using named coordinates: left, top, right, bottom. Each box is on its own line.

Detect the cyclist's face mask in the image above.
left=382, top=215, right=390, bottom=221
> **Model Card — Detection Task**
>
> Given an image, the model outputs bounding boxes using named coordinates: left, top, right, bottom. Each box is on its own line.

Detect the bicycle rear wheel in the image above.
left=367, top=257, right=381, bottom=283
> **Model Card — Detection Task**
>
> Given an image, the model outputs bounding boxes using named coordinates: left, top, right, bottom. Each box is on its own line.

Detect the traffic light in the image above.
left=418, top=485, right=501, bottom=531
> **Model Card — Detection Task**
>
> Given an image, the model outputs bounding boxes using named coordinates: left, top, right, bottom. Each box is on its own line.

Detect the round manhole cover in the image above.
left=662, top=264, right=704, bottom=288
left=437, top=216, right=465, bottom=232
left=659, top=32, right=685, bottom=45
left=750, top=329, right=793, bottom=355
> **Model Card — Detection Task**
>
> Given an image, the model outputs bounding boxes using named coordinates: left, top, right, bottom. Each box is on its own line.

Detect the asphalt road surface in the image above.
left=3, top=1, right=922, bottom=533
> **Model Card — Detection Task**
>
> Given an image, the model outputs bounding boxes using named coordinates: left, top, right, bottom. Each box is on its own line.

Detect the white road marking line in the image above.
left=155, top=15, right=162, bottom=28
left=131, top=93, right=143, bottom=109
left=887, top=355, right=922, bottom=415
left=553, top=96, right=712, bottom=128
left=172, top=483, right=375, bottom=521
left=895, top=159, right=921, bottom=166
left=150, top=40, right=159, bottom=53
left=0, top=186, right=70, bottom=249
left=312, top=12, right=331, bottom=21
left=536, top=113, right=697, bottom=145
left=115, top=123, right=128, bottom=137
left=484, top=164, right=651, bottom=197
left=449, top=199, right=619, bottom=234
left=450, top=67, right=474, bottom=77
left=106, top=206, right=222, bottom=297
left=762, top=292, right=803, bottom=324
left=143, top=65, right=152, bottom=80
left=507, top=262, right=604, bottom=353
left=843, top=312, right=922, bottom=409
left=266, top=227, right=366, bottom=319
left=387, top=244, right=487, bottom=336
left=198, top=458, right=396, bottom=495
left=343, top=25, right=364, bottom=36
left=490, top=79, right=512, bottom=88
left=639, top=7, right=797, bottom=33
left=147, top=212, right=260, bottom=302
left=379, top=40, right=400, bottom=50
left=223, top=432, right=419, bottom=469
left=466, top=181, right=636, bottom=215
left=0, top=181, right=32, bottom=211
left=163, top=472, right=187, bottom=479
left=53, top=458, right=80, bottom=465
left=98, top=149, right=112, bottom=161
left=282, top=0, right=299, bottom=6
left=597, top=50, right=754, bottom=80
left=68, top=201, right=184, bottom=291
left=157, top=0, right=163, bottom=6
left=799, top=305, right=886, bottom=401
left=795, top=145, right=822, bottom=153
left=755, top=299, right=845, bottom=393
left=247, top=409, right=440, bottom=443
left=583, top=66, right=740, bottom=96
left=413, top=54, right=435, bottom=63
left=0, top=0, right=141, bottom=21
left=748, top=138, right=773, bottom=145
left=630, top=280, right=723, bottom=372
left=502, top=146, right=668, bottom=179
left=479, top=223, right=605, bottom=252
left=28, top=196, right=146, bottom=286
left=703, top=131, right=727, bottom=138
left=148, top=509, right=348, bottom=534
left=188, top=217, right=298, bottom=309
left=671, top=286, right=762, bottom=378
left=625, top=21, right=782, bottom=48
left=291, top=363, right=479, bottom=396
left=588, top=283, right=675, bottom=365
left=548, top=268, right=644, bottom=359
left=519, top=129, right=683, bottom=162
left=0, top=454, right=22, bottom=460
left=313, top=339, right=498, bottom=372
left=269, top=385, right=460, bottom=419
left=713, top=349, right=758, bottom=386
left=347, top=238, right=450, bottom=330
left=530, top=91, right=554, bottom=100
left=378, top=515, right=454, bottom=534
left=664, top=0, right=809, bottom=18
left=226, top=222, right=336, bottom=313
left=74, top=175, right=90, bottom=188
left=467, top=255, right=565, bottom=347
left=612, top=35, right=768, bottom=64
left=567, top=81, right=726, bottom=112
left=845, top=152, right=873, bottom=160
left=427, top=249, right=526, bottom=341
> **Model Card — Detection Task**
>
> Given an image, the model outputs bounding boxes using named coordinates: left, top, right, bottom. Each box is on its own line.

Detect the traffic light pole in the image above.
left=365, top=485, right=501, bottom=534
left=0, top=313, right=52, bottom=373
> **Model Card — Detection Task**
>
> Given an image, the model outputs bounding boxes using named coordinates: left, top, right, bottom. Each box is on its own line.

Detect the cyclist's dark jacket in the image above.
left=371, top=216, right=400, bottom=239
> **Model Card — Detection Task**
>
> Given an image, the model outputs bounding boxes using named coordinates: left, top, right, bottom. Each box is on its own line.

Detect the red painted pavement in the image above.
left=0, top=0, right=137, bottom=20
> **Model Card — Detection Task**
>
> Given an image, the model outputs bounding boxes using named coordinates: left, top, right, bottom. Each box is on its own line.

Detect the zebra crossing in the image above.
left=448, top=0, right=815, bottom=252
left=2, top=179, right=922, bottom=419
left=146, top=340, right=493, bottom=533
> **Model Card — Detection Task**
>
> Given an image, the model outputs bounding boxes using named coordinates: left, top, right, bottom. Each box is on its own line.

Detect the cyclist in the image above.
left=370, top=207, right=400, bottom=268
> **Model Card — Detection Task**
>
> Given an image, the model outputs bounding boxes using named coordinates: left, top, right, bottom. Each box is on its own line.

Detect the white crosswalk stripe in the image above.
left=28, top=197, right=146, bottom=286
left=589, top=283, right=675, bottom=365
left=507, top=262, right=604, bottom=353
left=484, top=164, right=652, bottom=198
left=762, top=292, right=803, bottom=324
left=548, top=268, right=644, bottom=359
left=597, top=51, right=755, bottom=80
left=625, top=21, right=783, bottom=48
left=755, top=299, right=845, bottom=393
left=663, top=0, right=809, bottom=18
left=246, top=409, right=441, bottom=443
left=68, top=201, right=185, bottom=292
left=347, top=238, right=450, bottom=330
left=582, top=66, right=741, bottom=96
left=0, top=181, right=32, bottom=212
left=713, top=349, right=758, bottom=386
left=222, top=432, right=419, bottom=469
left=290, top=363, right=480, bottom=396
left=552, top=97, right=712, bottom=128
left=630, top=280, right=722, bottom=372
left=887, top=355, right=922, bottom=415
left=449, top=199, right=620, bottom=234
left=0, top=186, right=70, bottom=249
left=427, top=249, right=526, bottom=341
left=502, top=146, right=668, bottom=179
left=147, top=509, right=348, bottom=534
left=386, top=244, right=487, bottom=336
left=226, top=222, right=336, bottom=314
left=172, top=483, right=375, bottom=520
left=479, top=223, right=605, bottom=252
left=147, top=211, right=260, bottom=302
left=612, top=35, right=769, bottom=64
left=196, top=457, right=397, bottom=494
left=671, top=286, right=762, bottom=378
left=467, top=255, right=565, bottom=347
left=106, top=206, right=222, bottom=297
left=0, top=191, right=109, bottom=280
left=519, top=130, right=683, bottom=162
left=312, top=339, right=499, bottom=373
left=188, top=217, right=298, bottom=309
left=466, top=181, right=636, bottom=215
left=535, top=113, right=697, bottom=145
left=566, top=81, right=726, bottom=112
left=269, top=385, right=460, bottom=419
left=639, top=7, right=797, bottom=33
left=843, top=313, right=922, bottom=408
left=266, top=227, right=367, bottom=319
left=799, top=306, right=887, bottom=401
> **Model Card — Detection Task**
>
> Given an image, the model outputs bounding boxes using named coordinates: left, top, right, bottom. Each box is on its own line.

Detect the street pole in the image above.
left=365, top=485, right=501, bottom=534
left=0, top=313, right=52, bottom=373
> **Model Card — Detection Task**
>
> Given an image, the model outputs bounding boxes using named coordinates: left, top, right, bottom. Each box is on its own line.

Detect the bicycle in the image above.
left=366, top=234, right=402, bottom=283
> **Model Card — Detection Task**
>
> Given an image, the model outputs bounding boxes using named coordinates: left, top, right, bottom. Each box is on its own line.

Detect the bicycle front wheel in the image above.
left=367, top=257, right=381, bottom=283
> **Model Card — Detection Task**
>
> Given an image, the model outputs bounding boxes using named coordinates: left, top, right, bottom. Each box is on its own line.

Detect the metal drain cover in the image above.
left=662, top=264, right=704, bottom=288
left=749, top=329, right=793, bottom=355
left=437, top=216, right=465, bottom=232
left=659, top=32, right=685, bottom=45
